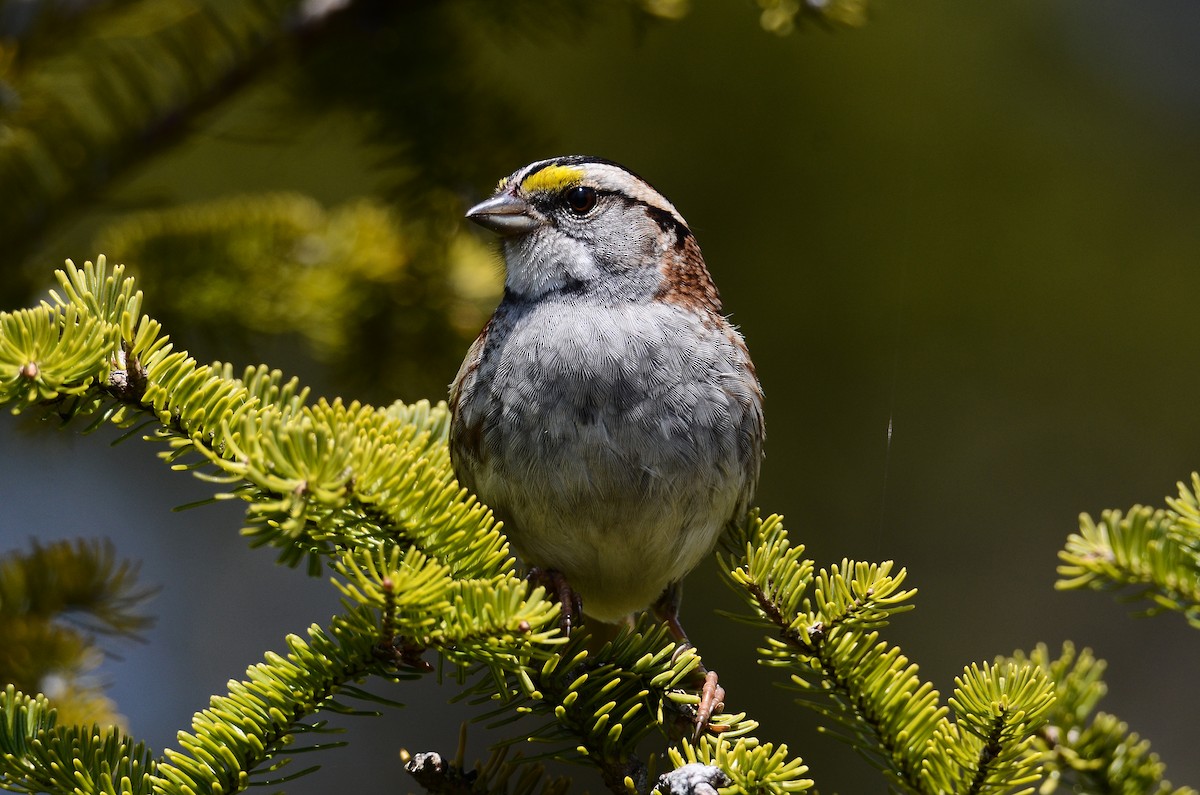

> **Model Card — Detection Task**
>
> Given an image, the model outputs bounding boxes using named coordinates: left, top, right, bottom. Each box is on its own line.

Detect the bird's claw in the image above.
left=693, top=670, right=727, bottom=741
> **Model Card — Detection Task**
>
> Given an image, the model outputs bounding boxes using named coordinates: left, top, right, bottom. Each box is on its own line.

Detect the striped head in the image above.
left=466, top=156, right=721, bottom=312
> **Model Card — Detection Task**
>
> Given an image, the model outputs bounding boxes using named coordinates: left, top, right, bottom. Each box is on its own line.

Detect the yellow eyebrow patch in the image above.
left=520, top=164, right=585, bottom=194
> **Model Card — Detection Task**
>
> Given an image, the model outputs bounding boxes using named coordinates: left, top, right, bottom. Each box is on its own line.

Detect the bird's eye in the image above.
left=563, top=185, right=598, bottom=215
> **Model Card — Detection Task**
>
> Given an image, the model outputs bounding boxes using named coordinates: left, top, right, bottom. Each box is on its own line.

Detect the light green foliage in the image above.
left=720, top=514, right=1056, bottom=795
left=154, top=607, right=396, bottom=794
left=1058, top=474, right=1200, bottom=627
left=0, top=258, right=1189, bottom=794
left=0, top=685, right=156, bottom=795
left=671, top=738, right=813, bottom=793
left=0, top=305, right=114, bottom=410
left=923, top=662, right=1054, bottom=794
left=1002, top=644, right=1195, bottom=795
left=1169, top=473, right=1200, bottom=541
left=463, top=627, right=708, bottom=771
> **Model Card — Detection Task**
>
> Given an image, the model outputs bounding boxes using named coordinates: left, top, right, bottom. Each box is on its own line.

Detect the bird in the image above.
left=448, top=155, right=764, bottom=731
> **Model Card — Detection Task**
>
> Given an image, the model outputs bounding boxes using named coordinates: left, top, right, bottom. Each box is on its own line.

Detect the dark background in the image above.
left=2, top=1, right=1200, bottom=792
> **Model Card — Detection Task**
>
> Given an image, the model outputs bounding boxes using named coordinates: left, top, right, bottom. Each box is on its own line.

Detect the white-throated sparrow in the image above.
left=449, top=156, right=764, bottom=677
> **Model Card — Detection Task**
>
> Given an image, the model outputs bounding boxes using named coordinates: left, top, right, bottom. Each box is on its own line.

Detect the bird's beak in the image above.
left=466, top=193, right=541, bottom=236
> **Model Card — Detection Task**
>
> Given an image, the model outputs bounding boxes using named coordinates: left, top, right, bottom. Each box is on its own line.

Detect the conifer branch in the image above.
left=2, top=258, right=1192, bottom=794
left=0, top=684, right=157, bottom=795
left=1057, top=474, right=1200, bottom=627
left=1003, top=643, right=1196, bottom=795
left=669, top=738, right=811, bottom=794
left=152, top=606, right=397, bottom=794
left=452, top=624, right=729, bottom=795
left=0, top=258, right=772, bottom=792
left=720, top=513, right=1055, bottom=795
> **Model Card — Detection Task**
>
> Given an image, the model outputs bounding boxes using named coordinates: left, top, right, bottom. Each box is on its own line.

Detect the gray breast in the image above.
left=472, top=301, right=751, bottom=482
left=449, top=296, right=763, bottom=620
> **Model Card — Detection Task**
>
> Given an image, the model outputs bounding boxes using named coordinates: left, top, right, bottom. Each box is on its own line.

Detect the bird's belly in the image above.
left=479, top=410, right=733, bottom=621
left=511, top=408, right=724, bottom=612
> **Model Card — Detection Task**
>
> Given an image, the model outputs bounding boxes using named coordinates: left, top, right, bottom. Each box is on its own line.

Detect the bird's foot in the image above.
left=694, top=670, right=727, bottom=741
left=655, top=583, right=728, bottom=739
left=672, top=645, right=727, bottom=741
left=526, top=566, right=583, bottom=636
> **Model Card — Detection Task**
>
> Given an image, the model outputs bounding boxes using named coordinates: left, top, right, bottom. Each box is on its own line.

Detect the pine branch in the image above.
left=152, top=605, right=401, bottom=794
left=451, top=624, right=704, bottom=795
left=1004, top=643, right=1196, bottom=795
left=719, top=513, right=1055, bottom=795
left=1167, top=473, right=1200, bottom=548
left=0, top=684, right=157, bottom=795
left=1057, top=474, right=1200, bottom=627
left=923, top=662, right=1054, bottom=794
left=4, top=258, right=512, bottom=588
left=669, top=738, right=812, bottom=794
left=1, top=258, right=763, bottom=792
left=5, top=257, right=1187, bottom=795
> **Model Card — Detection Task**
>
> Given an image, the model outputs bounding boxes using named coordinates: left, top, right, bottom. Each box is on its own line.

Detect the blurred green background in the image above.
left=2, top=0, right=1200, bottom=791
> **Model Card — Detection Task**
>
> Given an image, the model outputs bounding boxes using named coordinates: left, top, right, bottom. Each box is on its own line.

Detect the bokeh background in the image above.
left=2, top=0, right=1200, bottom=791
